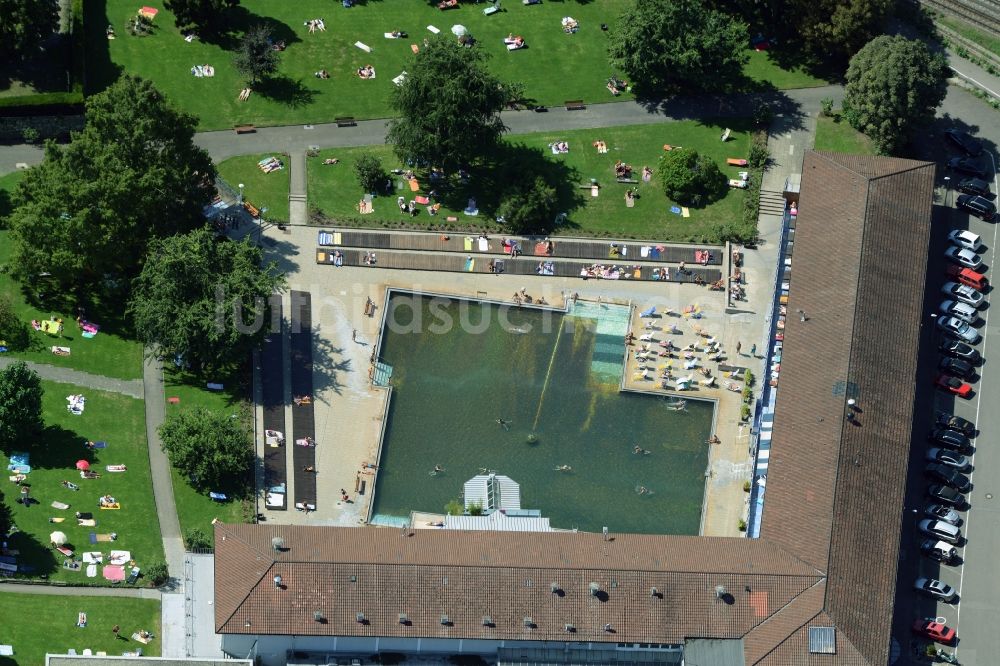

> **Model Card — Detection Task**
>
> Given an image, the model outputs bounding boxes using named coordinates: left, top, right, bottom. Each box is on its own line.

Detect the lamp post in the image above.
left=238, top=183, right=245, bottom=205
left=943, top=176, right=951, bottom=208
left=258, top=206, right=268, bottom=244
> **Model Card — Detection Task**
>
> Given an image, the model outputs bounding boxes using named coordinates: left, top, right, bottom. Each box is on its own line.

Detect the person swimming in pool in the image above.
left=496, top=418, right=510, bottom=431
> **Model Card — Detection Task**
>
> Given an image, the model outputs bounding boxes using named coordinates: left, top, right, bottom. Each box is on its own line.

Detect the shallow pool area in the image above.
left=370, top=294, right=714, bottom=535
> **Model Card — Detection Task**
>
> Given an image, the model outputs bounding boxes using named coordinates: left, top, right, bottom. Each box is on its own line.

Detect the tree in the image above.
left=158, top=408, right=254, bottom=493
left=354, top=154, right=386, bottom=194
left=496, top=177, right=558, bottom=234
left=184, top=527, right=211, bottom=550
left=145, top=561, right=169, bottom=586
left=843, top=35, right=948, bottom=154
left=233, top=24, right=279, bottom=85
left=608, top=0, right=748, bottom=95
left=8, top=76, right=215, bottom=291
left=0, top=296, right=30, bottom=351
left=129, top=227, right=286, bottom=372
left=387, top=38, right=513, bottom=170
left=164, top=0, right=239, bottom=34
left=799, top=0, right=893, bottom=60
left=657, top=148, right=726, bottom=205
left=0, top=0, right=59, bottom=59
left=0, top=361, right=43, bottom=452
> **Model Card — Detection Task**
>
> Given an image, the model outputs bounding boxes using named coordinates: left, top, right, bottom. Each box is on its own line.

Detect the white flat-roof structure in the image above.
left=462, top=472, right=520, bottom=511
left=445, top=510, right=552, bottom=532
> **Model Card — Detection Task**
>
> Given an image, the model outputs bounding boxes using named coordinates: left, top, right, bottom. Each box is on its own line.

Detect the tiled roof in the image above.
left=215, top=524, right=822, bottom=642
left=760, top=152, right=934, bottom=664
left=216, top=152, right=935, bottom=666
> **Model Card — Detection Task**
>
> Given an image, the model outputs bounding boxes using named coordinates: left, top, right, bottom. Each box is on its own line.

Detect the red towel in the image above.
left=415, top=195, right=430, bottom=205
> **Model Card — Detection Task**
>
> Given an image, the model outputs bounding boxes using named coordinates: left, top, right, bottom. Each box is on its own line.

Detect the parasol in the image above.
left=50, top=531, right=67, bottom=546
left=75, top=460, right=90, bottom=470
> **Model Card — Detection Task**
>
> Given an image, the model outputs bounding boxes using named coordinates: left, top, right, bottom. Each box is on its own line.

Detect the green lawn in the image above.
left=743, top=49, right=829, bottom=90
left=309, top=121, right=752, bottom=240
left=0, top=592, right=161, bottom=664
left=162, top=366, right=252, bottom=545
left=86, top=0, right=828, bottom=130
left=939, top=15, right=1000, bottom=59
left=2, top=380, right=164, bottom=585
left=0, top=230, right=144, bottom=381
left=814, top=114, right=875, bottom=155
left=217, top=153, right=290, bottom=222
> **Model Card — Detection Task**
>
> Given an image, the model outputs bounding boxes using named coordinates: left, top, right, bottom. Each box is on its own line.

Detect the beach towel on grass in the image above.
left=87, top=564, right=97, bottom=577
left=51, top=501, right=70, bottom=510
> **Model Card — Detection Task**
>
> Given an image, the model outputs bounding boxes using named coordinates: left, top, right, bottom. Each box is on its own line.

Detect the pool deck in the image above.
left=254, top=225, right=776, bottom=537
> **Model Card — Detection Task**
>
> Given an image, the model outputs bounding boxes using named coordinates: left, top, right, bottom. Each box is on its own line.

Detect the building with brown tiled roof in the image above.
left=215, top=152, right=935, bottom=665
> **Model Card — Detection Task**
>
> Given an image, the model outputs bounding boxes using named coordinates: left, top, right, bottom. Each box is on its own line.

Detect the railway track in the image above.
left=920, top=0, right=1000, bottom=36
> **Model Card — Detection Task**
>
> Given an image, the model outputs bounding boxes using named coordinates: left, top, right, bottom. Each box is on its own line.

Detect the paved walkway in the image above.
left=0, top=357, right=143, bottom=398
left=0, top=581, right=161, bottom=599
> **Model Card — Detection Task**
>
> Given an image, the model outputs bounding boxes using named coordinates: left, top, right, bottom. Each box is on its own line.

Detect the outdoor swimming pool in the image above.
left=370, top=293, right=714, bottom=535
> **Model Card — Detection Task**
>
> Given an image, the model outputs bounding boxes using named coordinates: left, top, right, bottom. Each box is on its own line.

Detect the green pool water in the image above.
left=371, top=294, right=713, bottom=535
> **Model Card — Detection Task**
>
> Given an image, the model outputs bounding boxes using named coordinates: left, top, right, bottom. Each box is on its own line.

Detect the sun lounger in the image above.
left=355, top=41, right=371, bottom=52
left=106, top=465, right=127, bottom=472
left=127, top=566, right=140, bottom=584
left=726, top=158, right=748, bottom=166
left=427, top=25, right=440, bottom=33
left=209, top=492, right=228, bottom=501
left=51, top=501, right=70, bottom=510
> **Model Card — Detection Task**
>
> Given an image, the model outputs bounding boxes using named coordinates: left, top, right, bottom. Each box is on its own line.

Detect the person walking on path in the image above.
left=352, top=329, right=357, bottom=342
left=736, top=341, right=742, bottom=356
left=750, top=343, right=757, bottom=357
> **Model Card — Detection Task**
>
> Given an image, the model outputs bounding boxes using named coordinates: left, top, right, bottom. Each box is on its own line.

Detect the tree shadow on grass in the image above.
left=255, top=76, right=316, bottom=108
left=198, top=7, right=301, bottom=51
left=431, top=142, right=587, bottom=234
left=18, top=274, right=135, bottom=344
left=82, top=0, right=124, bottom=95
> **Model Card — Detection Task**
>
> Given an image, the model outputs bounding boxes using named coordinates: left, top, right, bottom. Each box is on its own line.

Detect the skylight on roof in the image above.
left=808, top=626, right=836, bottom=654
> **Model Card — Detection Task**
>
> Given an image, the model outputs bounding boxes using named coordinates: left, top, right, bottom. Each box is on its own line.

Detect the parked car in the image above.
left=945, top=264, right=989, bottom=291
left=912, top=619, right=956, bottom=644
left=925, top=463, right=972, bottom=492
left=918, top=519, right=962, bottom=544
left=938, top=357, right=975, bottom=380
left=939, top=299, right=979, bottom=324
left=926, top=448, right=971, bottom=471
left=948, top=229, right=983, bottom=251
left=949, top=156, right=989, bottom=178
left=928, top=427, right=972, bottom=452
left=958, top=177, right=992, bottom=197
left=941, top=281, right=985, bottom=308
left=936, top=316, right=980, bottom=344
left=938, top=339, right=982, bottom=364
left=914, top=577, right=958, bottom=602
left=935, top=374, right=973, bottom=398
left=927, top=483, right=968, bottom=507
left=945, top=246, right=984, bottom=270
left=935, top=411, right=976, bottom=437
left=958, top=194, right=997, bottom=221
left=920, top=538, right=958, bottom=563
left=945, top=129, right=983, bottom=156
left=924, top=504, right=963, bottom=526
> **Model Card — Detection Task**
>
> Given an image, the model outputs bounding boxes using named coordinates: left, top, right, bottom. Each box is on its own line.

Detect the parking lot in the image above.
left=891, top=85, right=1000, bottom=666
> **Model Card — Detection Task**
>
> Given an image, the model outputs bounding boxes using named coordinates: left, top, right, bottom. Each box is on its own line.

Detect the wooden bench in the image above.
left=233, top=124, right=256, bottom=134
left=243, top=202, right=260, bottom=218
left=336, top=117, right=357, bottom=127
left=565, top=100, right=585, bottom=111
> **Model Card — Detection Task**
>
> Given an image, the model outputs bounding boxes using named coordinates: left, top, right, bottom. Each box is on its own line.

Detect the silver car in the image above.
left=948, top=229, right=983, bottom=252
left=945, top=246, right=984, bottom=270
left=936, top=316, right=980, bottom=343
left=924, top=503, right=963, bottom=526
left=939, top=299, right=979, bottom=324
left=914, top=577, right=958, bottom=602
left=941, top=281, right=985, bottom=308
left=918, top=519, right=962, bottom=544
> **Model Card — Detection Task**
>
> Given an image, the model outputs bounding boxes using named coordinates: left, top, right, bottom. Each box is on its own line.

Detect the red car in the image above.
left=936, top=374, right=973, bottom=398
left=912, top=619, right=956, bottom=644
